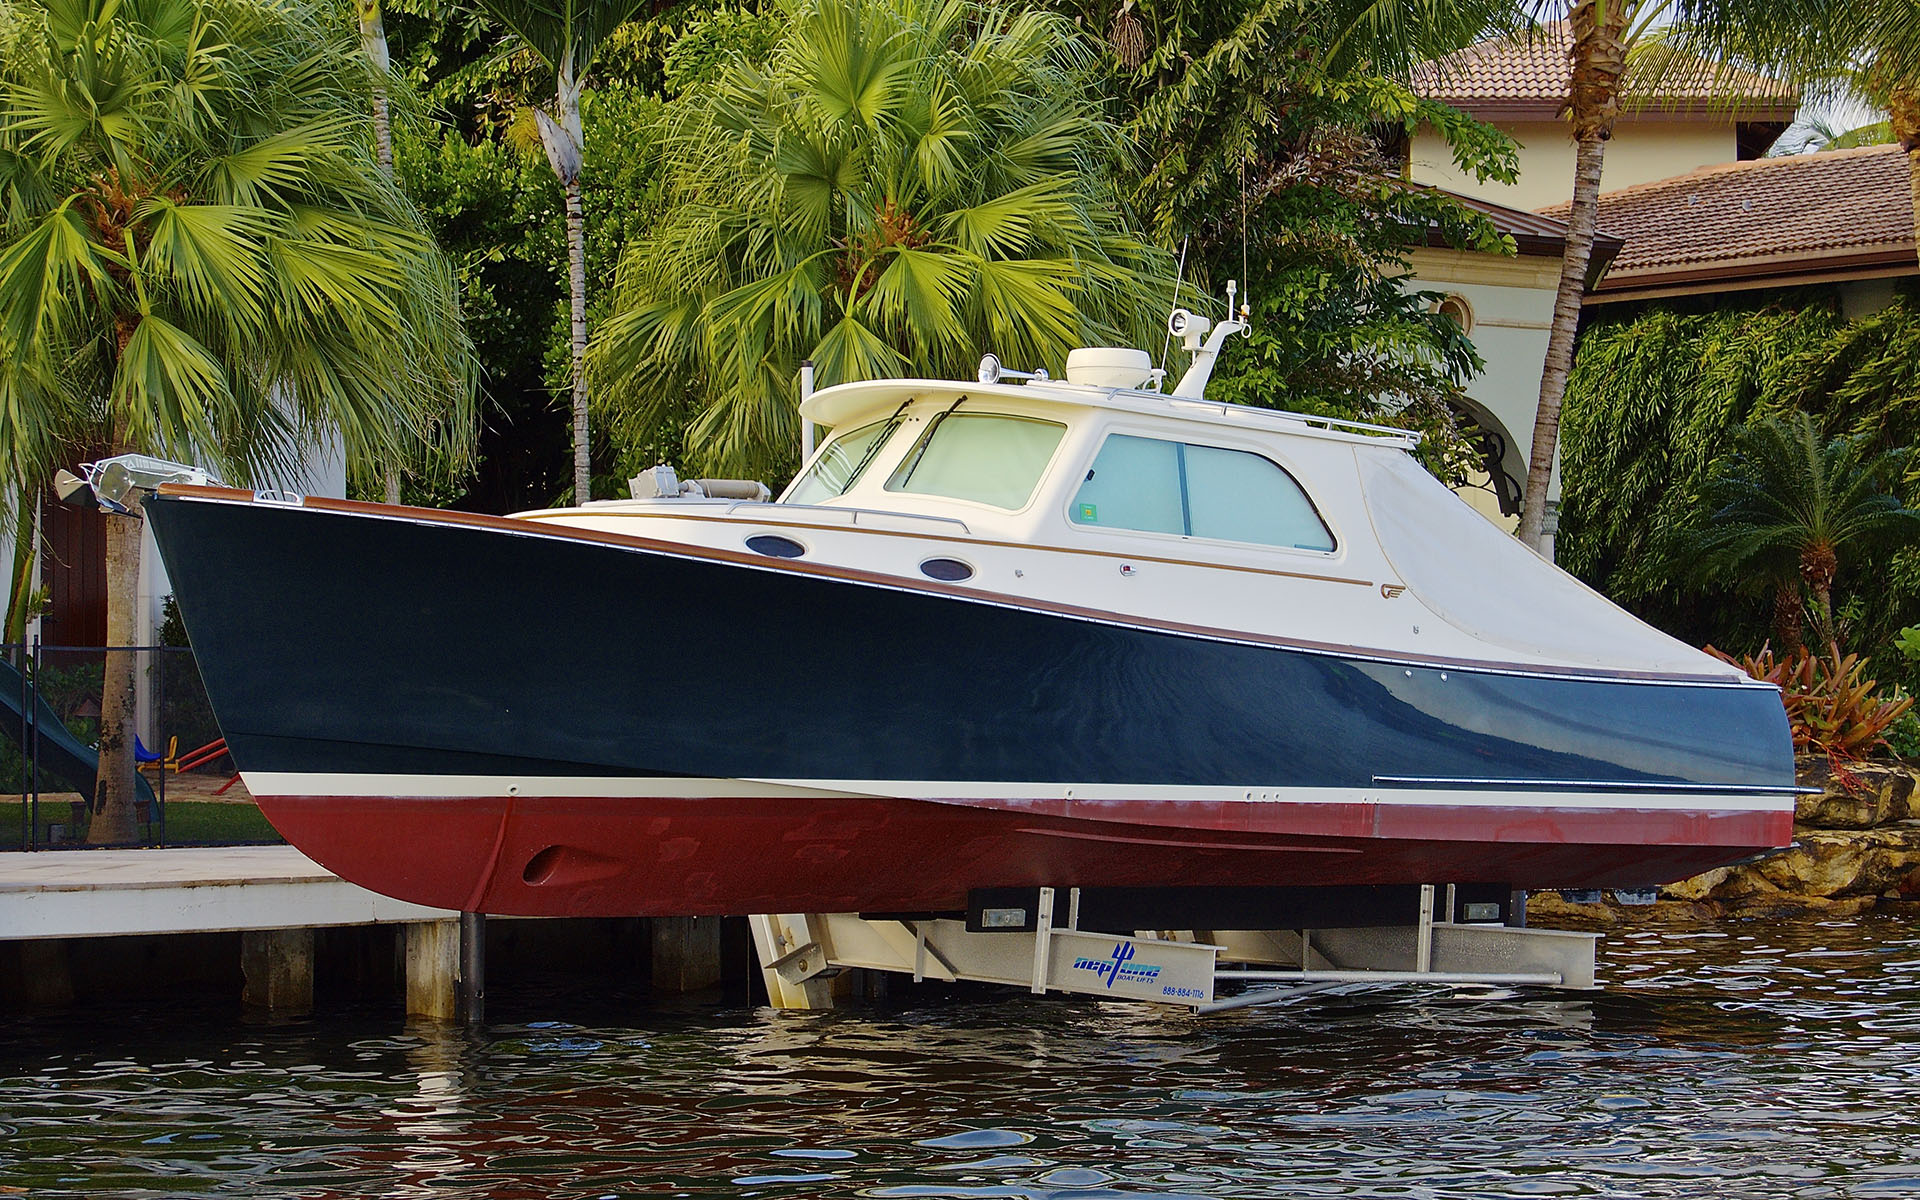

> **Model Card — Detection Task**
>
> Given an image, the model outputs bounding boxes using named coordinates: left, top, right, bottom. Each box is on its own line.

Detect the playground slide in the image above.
left=0, top=656, right=158, bottom=809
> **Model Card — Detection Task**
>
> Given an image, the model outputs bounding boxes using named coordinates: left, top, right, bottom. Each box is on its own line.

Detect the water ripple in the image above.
left=0, top=914, right=1918, bottom=1197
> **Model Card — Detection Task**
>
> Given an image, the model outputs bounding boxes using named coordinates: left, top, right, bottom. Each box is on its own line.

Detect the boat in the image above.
left=102, top=303, right=1795, bottom=919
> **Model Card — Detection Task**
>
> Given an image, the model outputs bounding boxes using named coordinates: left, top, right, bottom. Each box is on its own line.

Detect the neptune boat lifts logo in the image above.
left=1071, top=941, right=1163, bottom=989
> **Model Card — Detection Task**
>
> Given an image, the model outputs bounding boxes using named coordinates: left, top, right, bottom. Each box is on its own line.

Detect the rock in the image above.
left=1660, top=866, right=1731, bottom=902
left=1520, top=891, right=1619, bottom=926
left=1490, top=764, right=1920, bottom=927
left=1794, top=757, right=1916, bottom=829
left=1759, top=827, right=1920, bottom=896
left=1649, top=821, right=1920, bottom=915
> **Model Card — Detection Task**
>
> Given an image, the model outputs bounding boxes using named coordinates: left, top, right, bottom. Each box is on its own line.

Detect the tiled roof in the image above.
left=1537, top=145, right=1915, bottom=296
left=1413, top=21, right=1798, bottom=119
left=1428, top=188, right=1624, bottom=267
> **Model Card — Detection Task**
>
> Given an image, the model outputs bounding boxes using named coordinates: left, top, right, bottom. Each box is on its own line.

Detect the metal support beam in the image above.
left=1209, top=923, right=1598, bottom=991
left=1218, top=968, right=1565, bottom=985
left=1029, top=886, right=1054, bottom=995
left=748, top=914, right=839, bottom=1010
left=747, top=888, right=1596, bottom=1013
left=1198, top=981, right=1347, bottom=1014
left=1416, top=885, right=1435, bottom=974
left=460, top=911, right=485, bottom=1025
left=752, top=910, right=1220, bottom=1005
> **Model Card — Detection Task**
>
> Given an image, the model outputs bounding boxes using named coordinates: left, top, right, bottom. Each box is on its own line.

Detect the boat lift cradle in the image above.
left=747, top=885, right=1598, bottom=1012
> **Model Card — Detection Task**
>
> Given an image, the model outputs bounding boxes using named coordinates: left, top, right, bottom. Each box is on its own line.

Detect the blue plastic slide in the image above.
left=0, top=656, right=158, bottom=810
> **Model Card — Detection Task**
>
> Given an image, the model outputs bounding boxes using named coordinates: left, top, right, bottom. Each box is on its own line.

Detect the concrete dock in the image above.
left=0, top=847, right=473, bottom=1016
left=0, top=846, right=452, bottom=939
left=0, top=847, right=744, bottom=1017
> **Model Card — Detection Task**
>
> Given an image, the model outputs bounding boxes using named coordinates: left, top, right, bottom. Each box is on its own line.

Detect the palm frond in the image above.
left=591, top=0, right=1172, bottom=480
left=0, top=0, right=476, bottom=492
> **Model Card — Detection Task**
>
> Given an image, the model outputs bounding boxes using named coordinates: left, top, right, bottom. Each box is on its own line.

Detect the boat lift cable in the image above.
left=1159, top=236, right=1190, bottom=380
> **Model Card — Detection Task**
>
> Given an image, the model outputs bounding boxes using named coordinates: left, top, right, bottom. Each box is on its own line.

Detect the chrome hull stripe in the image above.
left=242, top=772, right=1797, bottom=812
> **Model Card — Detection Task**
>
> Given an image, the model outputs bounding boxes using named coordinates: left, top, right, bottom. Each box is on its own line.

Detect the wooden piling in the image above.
left=650, top=916, right=724, bottom=993
left=241, top=927, right=314, bottom=1013
left=403, top=919, right=460, bottom=1020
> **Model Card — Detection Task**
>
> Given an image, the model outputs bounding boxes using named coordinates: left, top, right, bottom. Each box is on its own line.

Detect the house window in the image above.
left=1436, top=294, right=1473, bottom=334
left=885, top=413, right=1066, bottom=510
left=1071, top=434, right=1335, bottom=551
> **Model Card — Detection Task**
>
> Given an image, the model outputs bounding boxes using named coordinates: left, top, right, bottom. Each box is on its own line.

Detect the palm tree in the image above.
left=0, top=0, right=477, bottom=844
left=461, top=0, right=651, bottom=505
left=1514, top=0, right=1879, bottom=552
left=357, top=0, right=396, bottom=173
left=353, top=0, right=405, bottom=506
left=590, top=0, right=1173, bottom=482
left=1686, top=411, right=1920, bottom=650
left=0, top=356, right=73, bottom=649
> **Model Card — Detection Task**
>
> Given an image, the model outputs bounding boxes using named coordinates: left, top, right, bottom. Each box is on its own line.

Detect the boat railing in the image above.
left=723, top=501, right=972, bottom=536
left=1157, top=395, right=1423, bottom=445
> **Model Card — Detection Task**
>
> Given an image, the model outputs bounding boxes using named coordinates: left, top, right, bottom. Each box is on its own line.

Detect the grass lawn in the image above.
left=0, top=798, right=283, bottom=847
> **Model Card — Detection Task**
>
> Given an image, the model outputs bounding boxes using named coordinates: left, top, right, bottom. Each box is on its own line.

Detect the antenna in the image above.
left=1158, top=235, right=1190, bottom=386
left=1240, top=153, right=1250, bottom=321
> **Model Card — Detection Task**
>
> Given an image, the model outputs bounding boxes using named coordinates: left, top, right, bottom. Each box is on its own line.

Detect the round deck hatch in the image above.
left=745, top=534, right=806, bottom=558
left=920, top=557, right=973, bottom=582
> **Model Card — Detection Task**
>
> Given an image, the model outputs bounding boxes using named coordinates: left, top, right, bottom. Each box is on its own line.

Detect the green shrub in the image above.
left=1884, top=708, right=1920, bottom=760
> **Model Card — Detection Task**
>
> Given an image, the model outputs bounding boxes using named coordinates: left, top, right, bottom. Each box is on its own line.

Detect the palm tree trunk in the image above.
left=1772, top=579, right=1804, bottom=654
left=1516, top=0, right=1632, bottom=553
left=371, top=86, right=393, bottom=174
left=89, top=437, right=142, bottom=846
left=6, top=481, right=39, bottom=647
left=1889, top=85, right=1919, bottom=266
left=1802, top=540, right=1839, bottom=649
left=360, top=0, right=401, bottom=498
left=566, top=174, right=590, bottom=504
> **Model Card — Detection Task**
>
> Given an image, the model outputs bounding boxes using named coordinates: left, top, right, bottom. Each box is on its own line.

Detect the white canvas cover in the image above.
left=1355, top=446, right=1745, bottom=677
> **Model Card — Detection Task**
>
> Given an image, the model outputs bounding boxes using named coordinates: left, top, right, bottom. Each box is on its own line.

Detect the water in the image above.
left=5, top=916, right=1920, bottom=1198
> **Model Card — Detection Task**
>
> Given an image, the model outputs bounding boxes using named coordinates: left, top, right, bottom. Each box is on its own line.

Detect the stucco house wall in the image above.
left=1404, top=246, right=1563, bottom=537
left=1410, top=120, right=1741, bottom=213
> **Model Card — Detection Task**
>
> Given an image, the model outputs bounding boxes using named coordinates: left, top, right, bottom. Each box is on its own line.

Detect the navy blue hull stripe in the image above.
left=145, top=495, right=1796, bottom=794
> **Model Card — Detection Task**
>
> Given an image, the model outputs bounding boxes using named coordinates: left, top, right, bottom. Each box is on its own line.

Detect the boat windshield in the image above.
left=885, top=413, right=1067, bottom=510
left=786, top=417, right=901, bottom=505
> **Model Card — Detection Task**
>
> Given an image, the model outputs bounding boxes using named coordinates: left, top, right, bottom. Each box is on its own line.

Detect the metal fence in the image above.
left=3, top=642, right=279, bottom=850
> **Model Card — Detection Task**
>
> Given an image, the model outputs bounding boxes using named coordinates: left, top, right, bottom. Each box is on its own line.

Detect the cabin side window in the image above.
left=1070, top=434, right=1336, bottom=552
left=786, top=417, right=900, bottom=505
left=884, top=413, right=1067, bottom=510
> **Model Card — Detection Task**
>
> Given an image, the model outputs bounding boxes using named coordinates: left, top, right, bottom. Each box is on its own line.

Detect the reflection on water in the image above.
left=4, top=916, right=1920, bottom=1198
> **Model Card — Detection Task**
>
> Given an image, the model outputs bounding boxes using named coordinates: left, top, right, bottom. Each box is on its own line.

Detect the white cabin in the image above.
left=521, top=364, right=1738, bottom=683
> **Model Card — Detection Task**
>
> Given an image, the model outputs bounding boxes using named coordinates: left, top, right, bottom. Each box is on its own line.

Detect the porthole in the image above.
left=920, top=557, right=974, bottom=582
left=745, top=534, right=806, bottom=559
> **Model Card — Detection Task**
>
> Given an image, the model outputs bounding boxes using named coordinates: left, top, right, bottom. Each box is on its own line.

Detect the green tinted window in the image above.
left=1069, top=434, right=1184, bottom=535
left=1185, top=443, right=1335, bottom=551
left=885, top=414, right=1066, bottom=510
left=1071, top=434, right=1334, bottom=551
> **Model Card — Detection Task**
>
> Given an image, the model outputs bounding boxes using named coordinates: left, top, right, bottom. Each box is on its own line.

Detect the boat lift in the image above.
left=747, top=885, right=1598, bottom=1012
